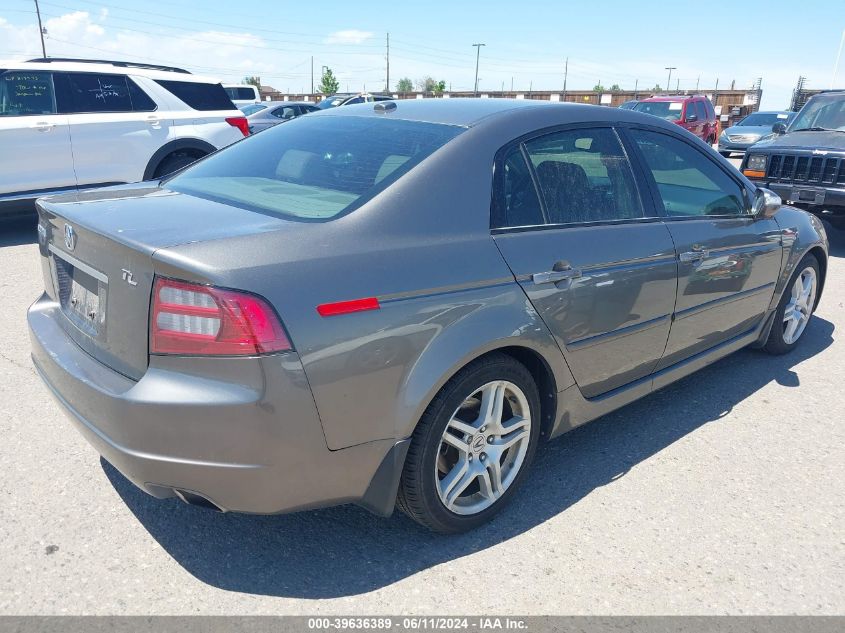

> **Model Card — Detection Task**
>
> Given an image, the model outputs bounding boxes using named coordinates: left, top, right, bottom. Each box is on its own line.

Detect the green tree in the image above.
left=651, top=83, right=662, bottom=92
left=609, top=83, right=621, bottom=92
left=318, top=67, right=340, bottom=95
left=396, top=77, right=414, bottom=93
left=593, top=82, right=605, bottom=92
left=416, top=77, right=448, bottom=95
left=242, top=76, right=261, bottom=88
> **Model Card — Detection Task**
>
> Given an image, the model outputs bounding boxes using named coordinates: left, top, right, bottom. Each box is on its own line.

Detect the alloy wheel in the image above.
left=435, top=380, right=531, bottom=516
left=782, top=266, right=817, bottom=345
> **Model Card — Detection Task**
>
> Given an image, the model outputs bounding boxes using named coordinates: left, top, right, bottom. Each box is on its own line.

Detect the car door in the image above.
left=492, top=126, right=678, bottom=398
left=55, top=72, right=166, bottom=187
left=0, top=69, right=75, bottom=197
left=625, top=127, right=783, bottom=370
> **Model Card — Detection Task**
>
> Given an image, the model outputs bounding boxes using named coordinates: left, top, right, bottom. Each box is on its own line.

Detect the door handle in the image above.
left=533, top=266, right=582, bottom=285
left=146, top=115, right=161, bottom=128
left=32, top=121, right=54, bottom=132
left=679, top=249, right=709, bottom=262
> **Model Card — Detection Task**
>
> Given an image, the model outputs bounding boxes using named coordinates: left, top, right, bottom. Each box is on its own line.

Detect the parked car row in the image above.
left=29, top=97, right=828, bottom=533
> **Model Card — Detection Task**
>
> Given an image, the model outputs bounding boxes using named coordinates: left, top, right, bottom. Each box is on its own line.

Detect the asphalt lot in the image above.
left=1, top=192, right=843, bottom=614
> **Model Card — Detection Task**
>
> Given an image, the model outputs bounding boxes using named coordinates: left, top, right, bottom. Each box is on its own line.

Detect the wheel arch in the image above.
left=143, top=138, right=217, bottom=181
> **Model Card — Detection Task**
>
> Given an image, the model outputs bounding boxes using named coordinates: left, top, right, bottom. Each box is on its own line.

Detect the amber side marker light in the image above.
left=743, top=169, right=766, bottom=178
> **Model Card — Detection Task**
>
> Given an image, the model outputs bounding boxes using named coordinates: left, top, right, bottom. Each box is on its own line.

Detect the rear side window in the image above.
left=127, top=78, right=156, bottom=111
left=630, top=129, right=746, bottom=217
left=166, top=116, right=463, bottom=221
left=156, top=80, right=233, bottom=111
left=492, top=147, right=544, bottom=228
left=54, top=73, right=132, bottom=113
left=54, top=73, right=156, bottom=113
left=0, top=71, right=55, bottom=116
left=523, top=128, right=643, bottom=224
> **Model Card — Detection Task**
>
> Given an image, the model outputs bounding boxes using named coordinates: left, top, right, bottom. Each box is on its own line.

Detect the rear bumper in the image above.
left=28, top=293, right=400, bottom=515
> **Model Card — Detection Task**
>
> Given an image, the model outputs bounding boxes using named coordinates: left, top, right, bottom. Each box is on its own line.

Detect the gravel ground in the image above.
left=0, top=215, right=842, bottom=615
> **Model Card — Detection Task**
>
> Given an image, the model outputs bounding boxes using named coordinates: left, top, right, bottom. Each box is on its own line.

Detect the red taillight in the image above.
left=225, top=116, right=250, bottom=137
left=151, top=277, right=290, bottom=356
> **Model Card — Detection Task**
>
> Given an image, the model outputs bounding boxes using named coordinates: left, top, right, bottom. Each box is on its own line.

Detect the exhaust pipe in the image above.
left=172, top=488, right=225, bottom=512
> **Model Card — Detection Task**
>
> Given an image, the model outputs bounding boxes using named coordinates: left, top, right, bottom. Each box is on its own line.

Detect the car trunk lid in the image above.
left=37, top=184, right=290, bottom=379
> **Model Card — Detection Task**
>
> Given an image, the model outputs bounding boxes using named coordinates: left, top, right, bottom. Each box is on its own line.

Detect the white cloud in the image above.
left=325, top=29, right=373, bottom=45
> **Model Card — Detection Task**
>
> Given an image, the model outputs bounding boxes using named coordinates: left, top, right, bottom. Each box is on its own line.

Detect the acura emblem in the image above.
left=64, top=224, right=76, bottom=251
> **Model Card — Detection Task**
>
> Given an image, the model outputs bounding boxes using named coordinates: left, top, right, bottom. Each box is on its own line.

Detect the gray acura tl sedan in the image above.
left=29, top=99, right=828, bottom=533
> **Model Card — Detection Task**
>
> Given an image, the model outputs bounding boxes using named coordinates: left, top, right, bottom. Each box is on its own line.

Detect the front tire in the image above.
left=397, top=353, right=541, bottom=533
left=762, top=254, right=819, bottom=355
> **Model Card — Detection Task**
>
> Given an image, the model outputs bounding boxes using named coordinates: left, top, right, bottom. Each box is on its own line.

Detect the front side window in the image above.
left=55, top=73, right=132, bottom=113
left=166, top=116, right=463, bottom=221
left=693, top=101, right=706, bottom=121
left=272, top=106, right=296, bottom=119
left=523, top=128, right=643, bottom=224
left=0, top=71, right=55, bottom=116
left=630, top=129, right=747, bottom=217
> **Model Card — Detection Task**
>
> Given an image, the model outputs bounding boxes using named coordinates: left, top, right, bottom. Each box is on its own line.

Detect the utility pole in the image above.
left=676, top=78, right=680, bottom=92
left=310, top=56, right=314, bottom=95
left=34, top=0, right=47, bottom=58
left=385, top=33, right=390, bottom=93
left=665, top=67, right=676, bottom=94
left=472, top=43, right=485, bottom=96
left=563, top=57, right=568, bottom=101
left=696, top=75, right=700, bottom=91
left=510, top=77, right=513, bottom=92
left=634, top=79, right=638, bottom=100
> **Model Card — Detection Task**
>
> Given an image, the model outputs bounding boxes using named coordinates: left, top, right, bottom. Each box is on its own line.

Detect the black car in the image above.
left=741, top=90, right=845, bottom=229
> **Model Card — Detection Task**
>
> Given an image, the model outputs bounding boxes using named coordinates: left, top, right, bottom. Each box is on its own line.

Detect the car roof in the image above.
left=640, top=95, right=704, bottom=102
left=2, top=59, right=220, bottom=83
left=311, top=98, right=663, bottom=128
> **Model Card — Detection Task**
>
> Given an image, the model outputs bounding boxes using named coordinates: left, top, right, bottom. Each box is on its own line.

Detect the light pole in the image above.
left=472, top=43, right=485, bottom=96
left=665, top=67, right=676, bottom=93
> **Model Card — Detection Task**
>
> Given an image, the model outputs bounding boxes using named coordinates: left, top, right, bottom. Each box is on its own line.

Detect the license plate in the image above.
left=792, top=188, right=825, bottom=205
left=52, top=250, right=107, bottom=335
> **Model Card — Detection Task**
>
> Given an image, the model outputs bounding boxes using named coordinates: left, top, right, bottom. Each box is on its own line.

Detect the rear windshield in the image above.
left=225, top=86, right=257, bottom=100
left=156, top=80, right=234, bottom=110
left=633, top=100, right=683, bottom=121
left=165, top=115, right=464, bottom=221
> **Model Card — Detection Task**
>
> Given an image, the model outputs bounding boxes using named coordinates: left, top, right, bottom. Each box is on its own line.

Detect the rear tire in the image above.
left=762, top=254, right=819, bottom=355
left=397, top=353, right=541, bottom=534
left=152, top=151, right=205, bottom=178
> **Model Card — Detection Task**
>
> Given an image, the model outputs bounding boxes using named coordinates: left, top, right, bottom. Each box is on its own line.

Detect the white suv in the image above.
left=0, top=58, right=248, bottom=220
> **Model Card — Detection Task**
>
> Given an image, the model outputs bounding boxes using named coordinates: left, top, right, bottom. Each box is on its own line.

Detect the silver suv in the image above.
left=0, top=58, right=248, bottom=220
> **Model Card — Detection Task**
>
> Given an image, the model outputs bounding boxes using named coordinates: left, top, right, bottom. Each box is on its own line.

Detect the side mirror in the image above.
left=772, top=122, right=788, bottom=135
left=753, top=187, right=781, bottom=219
left=685, top=114, right=698, bottom=122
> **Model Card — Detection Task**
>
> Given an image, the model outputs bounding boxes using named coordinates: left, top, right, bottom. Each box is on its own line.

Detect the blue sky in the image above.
left=1, top=0, right=843, bottom=108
